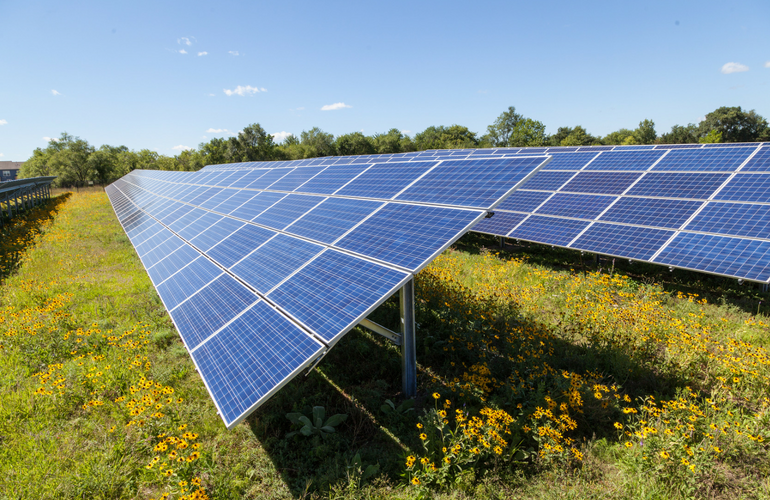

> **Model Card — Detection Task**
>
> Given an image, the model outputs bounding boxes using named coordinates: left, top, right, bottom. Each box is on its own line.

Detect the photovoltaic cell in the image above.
left=207, top=224, right=277, bottom=268
left=268, top=250, right=408, bottom=343
left=508, top=215, right=590, bottom=246
left=519, top=171, right=575, bottom=191
left=539, top=152, right=598, bottom=170
left=157, top=256, right=223, bottom=310
left=335, top=203, right=481, bottom=270
left=599, top=197, right=702, bottom=229
left=188, top=217, right=245, bottom=252
left=495, top=190, right=553, bottom=212
left=294, top=164, right=370, bottom=194
left=252, top=194, right=325, bottom=230
left=471, top=212, right=527, bottom=236
left=713, top=174, right=770, bottom=203
left=245, top=168, right=294, bottom=190
left=170, top=274, right=258, bottom=350
left=583, top=150, right=665, bottom=171
left=335, top=162, right=437, bottom=199
left=190, top=302, right=324, bottom=427
left=655, top=233, right=770, bottom=282
left=651, top=147, right=753, bottom=172
left=230, top=192, right=286, bottom=221
left=147, top=244, right=202, bottom=284
left=535, top=193, right=616, bottom=219
left=285, top=197, right=384, bottom=244
left=231, top=234, right=324, bottom=293
left=740, top=148, right=770, bottom=172
left=268, top=166, right=327, bottom=191
left=626, top=173, right=729, bottom=199
left=571, top=224, right=674, bottom=260
left=685, top=202, right=770, bottom=239
left=560, top=172, right=641, bottom=195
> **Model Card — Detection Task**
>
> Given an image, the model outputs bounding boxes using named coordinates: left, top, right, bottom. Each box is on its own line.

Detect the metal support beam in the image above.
left=359, top=318, right=401, bottom=345
left=400, top=278, right=416, bottom=397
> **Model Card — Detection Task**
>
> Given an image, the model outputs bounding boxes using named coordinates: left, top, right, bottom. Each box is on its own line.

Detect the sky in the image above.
left=0, top=0, right=768, bottom=161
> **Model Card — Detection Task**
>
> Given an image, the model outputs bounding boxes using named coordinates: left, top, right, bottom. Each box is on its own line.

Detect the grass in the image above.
left=1, top=191, right=768, bottom=499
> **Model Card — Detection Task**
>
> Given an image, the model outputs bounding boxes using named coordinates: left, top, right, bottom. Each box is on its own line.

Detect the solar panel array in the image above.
left=105, top=154, right=549, bottom=428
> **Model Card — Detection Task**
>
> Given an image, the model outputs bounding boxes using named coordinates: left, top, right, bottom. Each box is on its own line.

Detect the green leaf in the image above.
left=320, top=426, right=336, bottom=434
left=362, top=464, right=379, bottom=481
left=298, top=416, right=312, bottom=428
left=285, top=412, right=303, bottom=425
left=312, top=406, right=326, bottom=428
left=324, top=413, right=348, bottom=428
left=300, top=425, right=314, bottom=437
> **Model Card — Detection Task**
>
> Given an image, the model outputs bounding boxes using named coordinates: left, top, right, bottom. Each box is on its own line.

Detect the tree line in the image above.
left=19, top=105, right=770, bottom=186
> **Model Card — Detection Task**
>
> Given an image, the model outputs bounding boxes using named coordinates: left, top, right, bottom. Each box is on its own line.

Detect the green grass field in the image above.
left=1, top=191, right=769, bottom=499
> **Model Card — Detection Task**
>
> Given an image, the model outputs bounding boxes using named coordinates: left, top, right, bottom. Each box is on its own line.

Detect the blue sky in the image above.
left=1, top=0, right=768, bottom=161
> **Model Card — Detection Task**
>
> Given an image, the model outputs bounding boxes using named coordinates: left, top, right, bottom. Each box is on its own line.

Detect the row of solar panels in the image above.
left=201, top=142, right=769, bottom=171
left=106, top=155, right=549, bottom=427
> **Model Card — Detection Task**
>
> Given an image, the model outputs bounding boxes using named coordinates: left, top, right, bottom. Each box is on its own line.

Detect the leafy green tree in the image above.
left=372, top=128, right=414, bottom=154
left=557, top=126, right=599, bottom=146
left=549, top=127, right=574, bottom=146
left=300, top=127, right=336, bottom=157
left=699, top=129, right=723, bottom=144
left=483, top=106, right=547, bottom=147
left=659, top=124, right=698, bottom=144
left=414, top=125, right=478, bottom=150
left=508, top=118, right=548, bottom=147
left=633, top=119, right=657, bottom=145
left=45, top=133, right=95, bottom=186
left=227, top=123, right=278, bottom=162
left=697, top=106, right=770, bottom=143
left=602, top=128, right=635, bottom=145
left=87, top=148, right=117, bottom=184
left=335, top=132, right=376, bottom=156
left=485, top=106, right=524, bottom=147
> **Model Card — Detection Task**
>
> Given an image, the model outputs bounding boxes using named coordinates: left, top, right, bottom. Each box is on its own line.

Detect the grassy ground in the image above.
left=1, top=191, right=768, bottom=499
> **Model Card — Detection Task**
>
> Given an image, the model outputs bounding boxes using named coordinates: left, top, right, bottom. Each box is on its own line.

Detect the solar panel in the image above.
left=106, top=153, right=549, bottom=428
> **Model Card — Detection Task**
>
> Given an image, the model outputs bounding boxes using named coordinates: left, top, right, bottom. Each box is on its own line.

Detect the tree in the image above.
left=485, top=106, right=524, bottom=147
left=45, top=133, right=95, bottom=186
left=88, top=147, right=117, bottom=184
left=335, top=132, right=376, bottom=156
left=633, top=119, right=657, bottom=145
left=300, top=127, right=336, bottom=157
left=556, top=126, right=599, bottom=146
left=659, top=124, right=698, bottom=144
left=508, top=118, right=548, bottom=147
left=227, top=123, right=278, bottom=162
left=698, top=106, right=770, bottom=143
left=699, top=129, right=723, bottom=144
left=373, top=128, right=412, bottom=154
left=414, top=125, right=478, bottom=150
left=602, top=128, right=635, bottom=145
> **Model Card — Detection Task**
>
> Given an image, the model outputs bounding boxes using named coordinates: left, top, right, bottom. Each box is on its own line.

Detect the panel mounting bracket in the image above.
left=359, top=318, right=402, bottom=345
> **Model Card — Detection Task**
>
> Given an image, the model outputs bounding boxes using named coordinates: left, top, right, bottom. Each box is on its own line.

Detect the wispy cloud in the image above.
left=198, top=51, right=207, bottom=56
left=271, top=131, right=293, bottom=143
left=765, top=61, right=770, bottom=68
left=51, top=90, right=61, bottom=96
left=43, top=136, right=59, bottom=142
left=206, top=128, right=236, bottom=135
left=321, top=102, right=352, bottom=111
left=0, top=153, right=4, bottom=157
left=721, top=62, right=749, bottom=74
left=178, top=37, right=194, bottom=46
left=223, top=85, right=265, bottom=96
left=208, top=93, right=216, bottom=97
left=179, top=49, right=187, bottom=54
left=0, top=119, right=7, bottom=125
left=401, top=130, right=412, bottom=135
left=172, top=145, right=192, bottom=151
left=228, top=51, right=239, bottom=56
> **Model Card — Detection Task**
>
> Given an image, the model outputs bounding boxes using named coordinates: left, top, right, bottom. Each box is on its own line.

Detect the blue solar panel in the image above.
left=495, top=190, right=553, bottom=212
left=168, top=208, right=207, bottom=233
left=170, top=274, right=258, bottom=350
left=599, top=197, right=702, bottom=229
left=285, top=197, right=384, bottom=244
left=560, top=172, right=641, bottom=195
left=245, top=168, right=294, bottom=190
left=395, top=157, right=546, bottom=208
left=471, top=212, right=527, bottom=236
left=252, top=194, right=325, bottom=230
left=157, top=256, right=223, bottom=310
left=571, top=223, right=674, bottom=260
left=686, top=202, right=770, bottom=238
left=268, top=250, right=408, bottom=343
left=508, top=215, right=590, bottom=246
left=655, top=233, right=770, bottom=282
left=335, top=203, right=481, bottom=270
left=291, top=165, right=370, bottom=195
left=626, top=173, right=729, bottom=199
left=190, top=302, right=324, bottom=428
left=651, top=147, right=753, bottom=172
left=583, top=150, right=665, bottom=171
left=229, top=170, right=270, bottom=189
left=335, top=162, right=437, bottom=199
left=739, top=147, right=770, bottom=172
left=177, top=211, right=224, bottom=241
left=230, top=192, right=286, bottom=221
left=189, top=187, right=224, bottom=206
left=207, top=224, right=276, bottom=268
left=199, top=188, right=239, bottom=210
left=520, top=171, right=576, bottom=191
left=713, top=174, right=770, bottom=203
left=188, top=217, right=245, bottom=252
left=147, top=244, right=202, bottom=285
left=268, top=166, right=327, bottom=191
left=539, top=152, right=598, bottom=171
left=536, top=193, right=616, bottom=219
left=231, top=234, right=324, bottom=293
left=141, top=235, right=185, bottom=268
left=211, top=190, right=258, bottom=214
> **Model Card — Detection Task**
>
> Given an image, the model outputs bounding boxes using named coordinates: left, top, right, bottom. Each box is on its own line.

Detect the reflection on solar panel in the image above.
left=106, top=153, right=549, bottom=428
left=468, top=142, right=770, bottom=283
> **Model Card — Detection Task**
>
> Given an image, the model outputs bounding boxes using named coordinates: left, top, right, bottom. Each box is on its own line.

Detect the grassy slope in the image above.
left=1, top=192, right=768, bottom=499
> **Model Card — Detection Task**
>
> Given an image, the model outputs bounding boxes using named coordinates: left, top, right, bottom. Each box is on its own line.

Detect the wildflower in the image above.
left=432, top=393, right=440, bottom=400
left=416, top=423, right=423, bottom=429
left=411, top=477, right=420, bottom=485
left=419, top=433, right=427, bottom=440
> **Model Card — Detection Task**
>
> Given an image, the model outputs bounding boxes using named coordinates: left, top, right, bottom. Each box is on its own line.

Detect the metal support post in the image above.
left=401, top=278, right=416, bottom=397
left=499, top=236, right=504, bottom=249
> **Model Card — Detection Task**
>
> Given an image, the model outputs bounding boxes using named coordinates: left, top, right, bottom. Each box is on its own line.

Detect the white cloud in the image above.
left=208, top=93, right=216, bottom=96
left=321, top=102, right=352, bottom=111
left=198, top=51, right=207, bottom=56
left=0, top=119, right=7, bottom=125
left=179, top=49, right=187, bottom=54
left=721, top=62, right=749, bottom=74
left=178, top=37, right=194, bottom=46
left=206, top=128, right=236, bottom=135
left=272, top=131, right=293, bottom=143
left=223, top=85, right=263, bottom=96
left=228, top=51, right=239, bottom=56
left=765, top=61, right=770, bottom=68
left=42, top=136, right=59, bottom=142
left=51, top=89, right=61, bottom=96
left=0, top=153, right=4, bottom=157
left=172, top=145, right=192, bottom=151
left=401, top=130, right=412, bottom=135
